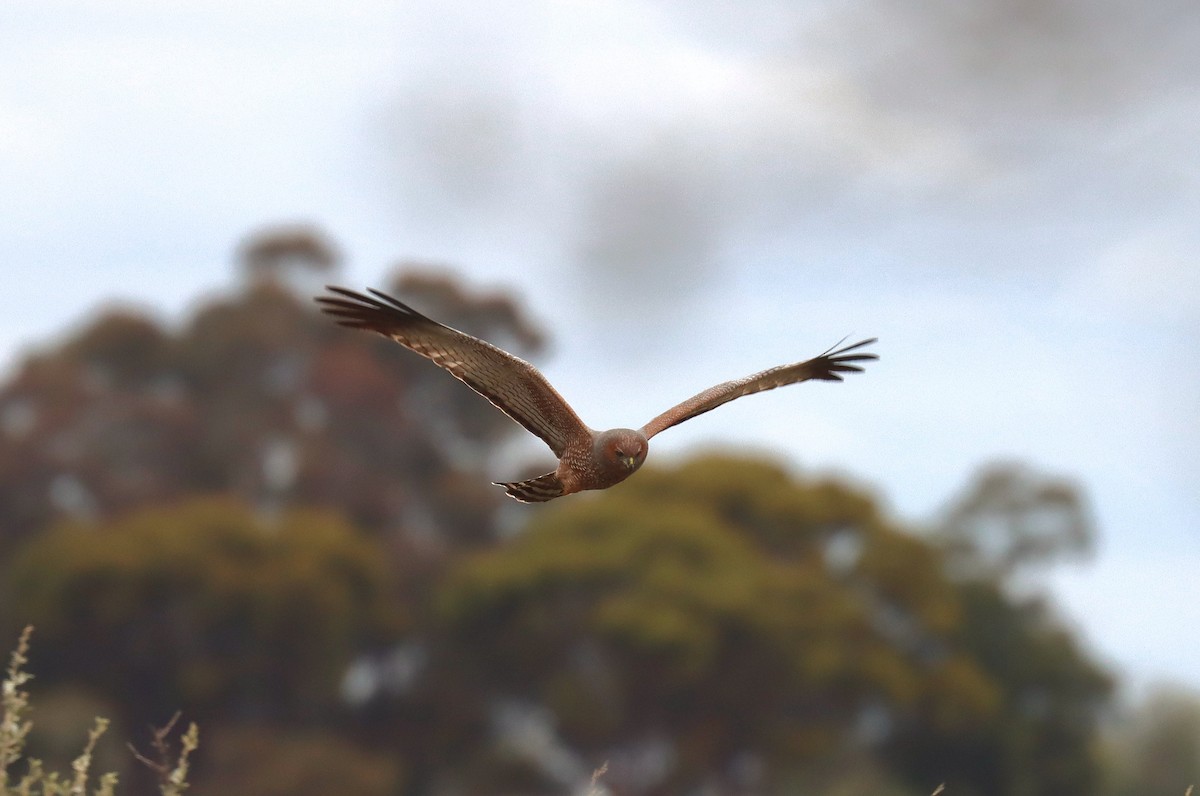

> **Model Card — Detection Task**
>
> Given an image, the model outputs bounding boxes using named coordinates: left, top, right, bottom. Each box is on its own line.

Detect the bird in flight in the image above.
left=317, top=287, right=878, bottom=503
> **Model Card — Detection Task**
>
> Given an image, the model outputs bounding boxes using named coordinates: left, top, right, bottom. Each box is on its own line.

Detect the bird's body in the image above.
left=317, top=286, right=877, bottom=503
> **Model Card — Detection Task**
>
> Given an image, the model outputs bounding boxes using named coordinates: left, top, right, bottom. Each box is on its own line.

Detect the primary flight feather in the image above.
left=317, top=286, right=878, bottom=503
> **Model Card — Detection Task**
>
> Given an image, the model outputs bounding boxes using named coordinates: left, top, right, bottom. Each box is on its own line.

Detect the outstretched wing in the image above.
left=317, top=286, right=590, bottom=458
left=639, top=338, right=878, bottom=440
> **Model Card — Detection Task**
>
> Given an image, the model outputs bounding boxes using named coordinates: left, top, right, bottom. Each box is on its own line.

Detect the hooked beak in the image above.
left=622, top=455, right=637, bottom=470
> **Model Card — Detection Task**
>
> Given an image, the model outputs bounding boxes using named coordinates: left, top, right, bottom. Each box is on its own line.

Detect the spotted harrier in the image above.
left=317, top=287, right=877, bottom=502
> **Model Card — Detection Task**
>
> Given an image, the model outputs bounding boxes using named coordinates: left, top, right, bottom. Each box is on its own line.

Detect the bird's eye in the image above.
left=614, top=448, right=625, bottom=457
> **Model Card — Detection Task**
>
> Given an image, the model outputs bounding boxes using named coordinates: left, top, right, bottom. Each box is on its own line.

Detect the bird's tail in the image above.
left=494, top=472, right=565, bottom=503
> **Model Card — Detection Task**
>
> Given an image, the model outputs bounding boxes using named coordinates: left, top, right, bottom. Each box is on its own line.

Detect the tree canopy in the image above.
left=6, top=498, right=402, bottom=727
left=432, top=455, right=1109, bottom=795
left=0, top=235, right=1125, bottom=795
left=0, top=260, right=545, bottom=556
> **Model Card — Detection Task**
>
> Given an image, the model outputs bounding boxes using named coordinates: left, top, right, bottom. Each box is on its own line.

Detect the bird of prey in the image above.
left=317, top=286, right=878, bottom=503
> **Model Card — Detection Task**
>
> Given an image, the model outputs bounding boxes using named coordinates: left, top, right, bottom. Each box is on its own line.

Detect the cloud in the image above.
left=379, top=0, right=1002, bottom=324
left=386, top=0, right=1199, bottom=255
left=376, top=0, right=1200, bottom=330
left=815, top=0, right=1200, bottom=116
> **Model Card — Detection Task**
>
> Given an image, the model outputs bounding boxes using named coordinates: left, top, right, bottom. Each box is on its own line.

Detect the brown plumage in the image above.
left=317, top=286, right=878, bottom=503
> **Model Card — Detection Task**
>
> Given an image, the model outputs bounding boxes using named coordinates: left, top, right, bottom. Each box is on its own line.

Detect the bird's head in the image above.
left=596, top=428, right=649, bottom=475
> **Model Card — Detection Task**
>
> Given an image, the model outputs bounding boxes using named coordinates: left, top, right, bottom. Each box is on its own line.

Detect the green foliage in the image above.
left=885, top=581, right=1113, bottom=795
left=884, top=463, right=1113, bottom=796
left=437, top=454, right=1005, bottom=792
left=5, top=499, right=402, bottom=726
left=1, top=627, right=197, bottom=796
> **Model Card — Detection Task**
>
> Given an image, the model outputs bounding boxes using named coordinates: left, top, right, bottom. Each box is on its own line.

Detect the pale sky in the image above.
left=2, top=0, right=1197, bottom=693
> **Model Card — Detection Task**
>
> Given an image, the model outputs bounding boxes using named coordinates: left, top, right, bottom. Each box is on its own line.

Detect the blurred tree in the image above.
left=195, top=724, right=402, bottom=796
left=884, top=580, right=1113, bottom=796
left=237, top=223, right=339, bottom=291
left=0, top=244, right=554, bottom=793
left=884, top=463, right=1113, bottom=796
left=5, top=498, right=402, bottom=728
left=0, top=232, right=1119, bottom=795
left=935, top=463, right=1093, bottom=579
left=430, top=454, right=1005, bottom=795
left=1101, top=686, right=1200, bottom=796
left=0, top=235, right=547, bottom=557
left=22, top=684, right=130, bottom=784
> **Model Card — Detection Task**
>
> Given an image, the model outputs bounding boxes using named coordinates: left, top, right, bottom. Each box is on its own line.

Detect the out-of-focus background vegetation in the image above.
left=3, top=2, right=1197, bottom=795
left=0, top=250, right=1193, bottom=795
